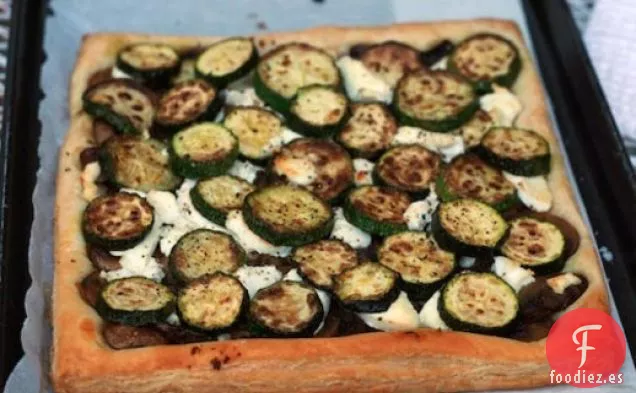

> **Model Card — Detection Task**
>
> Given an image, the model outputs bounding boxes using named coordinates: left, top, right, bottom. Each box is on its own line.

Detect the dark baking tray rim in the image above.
left=1, top=0, right=636, bottom=388
left=522, top=0, right=636, bottom=360
left=0, top=0, right=47, bottom=388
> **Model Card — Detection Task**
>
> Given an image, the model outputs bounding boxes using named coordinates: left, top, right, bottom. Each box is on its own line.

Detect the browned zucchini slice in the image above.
left=500, top=217, right=566, bottom=275
left=343, top=185, right=411, bottom=236
left=432, top=199, right=508, bottom=256
left=333, top=261, right=400, bottom=313
left=243, top=185, right=334, bottom=246
left=155, top=79, right=222, bottom=131
left=249, top=280, right=323, bottom=337
left=336, top=102, right=398, bottom=158
left=83, top=79, right=155, bottom=135
left=82, top=192, right=154, bottom=251
left=271, top=138, right=354, bottom=202
left=292, top=239, right=359, bottom=290
left=359, top=41, right=424, bottom=87
left=178, top=272, right=248, bottom=333
left=374, top=145, right=441, bottom=197
left=436, top=154, right=518, bottom=211
left=223, top=106, right=284, bottom=161
left=379, top=231, right=456, bottom=300
left=458, top=110, right=495, bottom=149
left=393, top=69, right=478, bottom=132
left=254, top=43, right=341, bottom=113
left=170, top=229, right=246, bottom=283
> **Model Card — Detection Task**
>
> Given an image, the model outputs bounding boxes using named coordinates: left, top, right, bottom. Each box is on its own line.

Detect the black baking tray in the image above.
left=1, top=0, right=636, bottom=388
left=0, top=0, right=48, bottom=388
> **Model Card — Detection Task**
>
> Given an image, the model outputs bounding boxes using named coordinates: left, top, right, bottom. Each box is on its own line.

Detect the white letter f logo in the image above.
left=572, top=324, right=602, bottom=368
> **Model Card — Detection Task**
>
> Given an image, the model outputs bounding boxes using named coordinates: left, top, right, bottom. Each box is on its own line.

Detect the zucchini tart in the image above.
left=53, top=20, right=608, bottom=393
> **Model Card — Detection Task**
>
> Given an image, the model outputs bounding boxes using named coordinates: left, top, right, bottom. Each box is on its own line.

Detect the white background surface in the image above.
left=7, top=0, right=634, bottom=392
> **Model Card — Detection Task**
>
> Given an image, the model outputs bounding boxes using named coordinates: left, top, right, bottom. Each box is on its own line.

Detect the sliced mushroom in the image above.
left=87, top=244, right=122, bottom=272
left=509, top=320, right=553, bottom=342
left=314, top=305, right=341, bottom=338
left=348, top=43, right=371, bottom=59
left=78, top=270, right=106, bottom=308
left=93, top=119, right=116, bottom=145
left=154, top=323, right=211, bottom=344
left=103, top=322, right=168, bottom=349
left=336, top=303, right=378, bottom=336
left=79, top=147, right=101, bottom=168
left=518, top=272, right=588, bottom=323
left=87, top=68, right=113, bottom=88
left=419, top=40, right=455, bottom=67
left=246, top=252, right=295, bottom=275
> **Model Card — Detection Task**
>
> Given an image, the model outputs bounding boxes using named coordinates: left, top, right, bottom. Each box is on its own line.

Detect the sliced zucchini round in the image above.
left=249, top=280, right=323, bottom=337
left=436, top=154, right=518, bottom=211
left=223, top=106, right=284, bottom=161
left=475, top=127, right=551, bottom=176
left=155, top=79, right=222, bottom=131
left=171, top=58, right=196, bottom=85
left=291, top=239, right=359, bottom=290
left=374, top=145, right=441, bottom=197
left=393, top=69, right=478, bottom=132
left=378, top=231, right=456, bottom=301
left=96, top=277, right=176, bottom=326
left=432, top=199, right=508, bottom=256
left=82, top=192, right=154, bottom=251
left=500, top=217, right=566, bottom=275
left=195, top=37, right=258, bottom=87
left=190, top=175, right=255, bottom=225
left=439, top=272, right=519, bottom=335
left=448, top=33, right=521, bottom=89
left=333, top=261, right=400, bottom=313
left=254, top=42, right=341, bottom=113
left=243, top=185, right=334, bottom=247
left=178, top=272, right=248, bottom=333
left=169, top=122, right=238, bottom=178
left=116, top=43, right=181, bottom=87
left=359, top=41, right=424, bottom=87
left=343, top=185, right=411, bottom=236
left=287, top=85, right=350, bottom=137
left=169, top=229, right=246, bottom=283
left=83, top=79, right=155, bottom=136
left=100, top=136, right=182, bottom=192
left=458, top=110, right=495, bottom=149
left=336, top=102, right=398, bottom=158
left=271, top=138, right=354, bottom=202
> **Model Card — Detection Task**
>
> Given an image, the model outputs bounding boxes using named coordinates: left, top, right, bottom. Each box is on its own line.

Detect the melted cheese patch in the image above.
left=225, top=210, right=292, bottom=257
left=392, top=126, right=464, bottom=163
left=337, top=56, right=392, bottom=104
left=403, top=188, right=439, bottom=231
left=330, top=207, right=372, bottom=249
left=353, top=158, right=375, bottom=186
left=358, top=292, right=420, bottom=332
left=235, top=265, right=283, bottom=298
left=80, top=162, right=102, bottom=201
left=503, top=172, right=553, bottom=212
left=491, top=256, right=535, bottom=292
left=547, top=273, right=582, bottom=295
left=479, top=85, right=522, bottom=127
left=419, top=291, right=449, bottom=330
